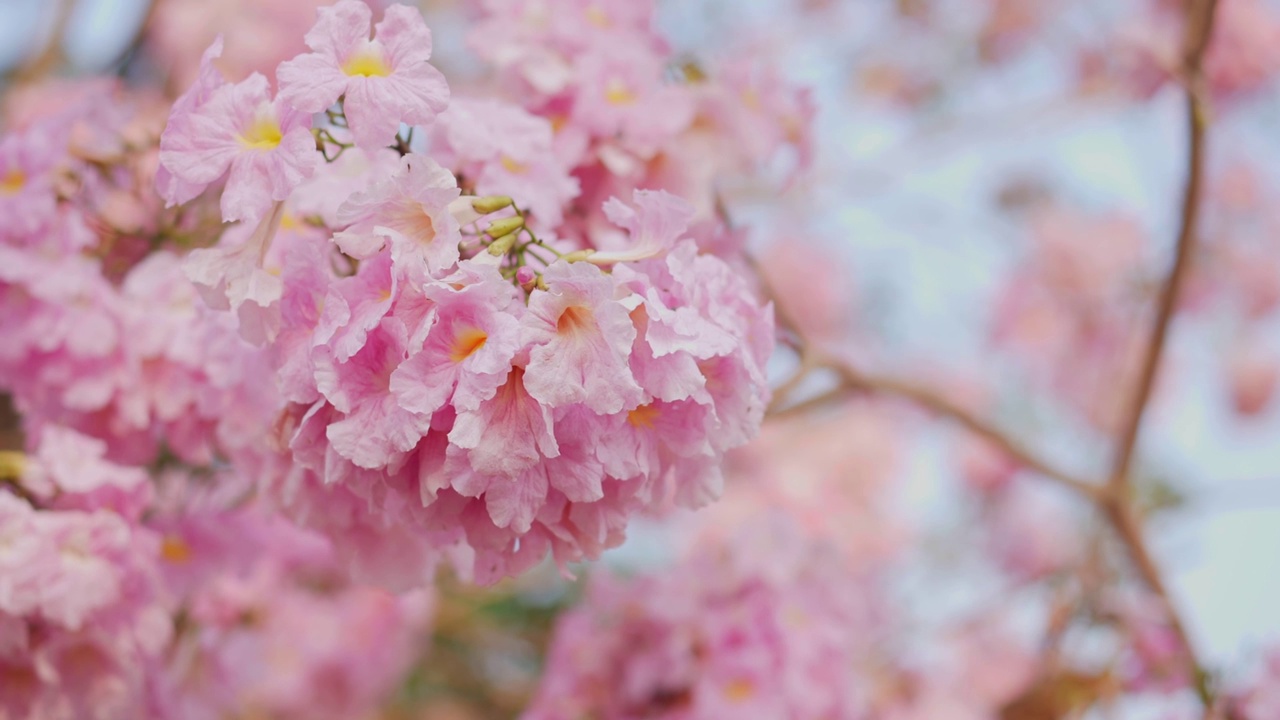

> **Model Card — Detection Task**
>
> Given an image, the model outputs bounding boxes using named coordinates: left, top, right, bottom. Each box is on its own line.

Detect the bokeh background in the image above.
left=3, top=0, right=1279, bottom=717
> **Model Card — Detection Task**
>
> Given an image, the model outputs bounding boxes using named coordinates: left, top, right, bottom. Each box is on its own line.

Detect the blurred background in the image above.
left=2, top=0, right=1279, bottom=717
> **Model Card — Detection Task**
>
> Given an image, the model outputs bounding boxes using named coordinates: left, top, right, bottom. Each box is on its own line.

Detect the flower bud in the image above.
left=485, top=216, right=525, bottom=239
left=471, top=195, right=514, bottom=215
left=487, top=232, right=519, bottom=256
left=516, top=266, right=539, bottom=292
left=0, top=451, right=25, bottom=481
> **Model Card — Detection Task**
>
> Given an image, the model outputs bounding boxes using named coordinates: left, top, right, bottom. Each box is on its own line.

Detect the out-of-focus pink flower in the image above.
left=1226, top=338, right=1278, bottom=418
left=986, top=483, right=1081, bottom=582
left=429, top=98, right=580, bottom=229
left=0, top=492, right=169, bottom=720
left=0, top=126, right=60, bottom=242
left=277, top=0, right=449, bottom=150
left=524, top=508, right=874, bottom=720
left=147, top=0, right=332, bottom=90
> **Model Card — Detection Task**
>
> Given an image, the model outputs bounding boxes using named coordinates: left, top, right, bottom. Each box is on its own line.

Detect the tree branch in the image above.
left=1101, top=0, right=1220, bottom=714
left=1108, top=0, right=1217, bottom=492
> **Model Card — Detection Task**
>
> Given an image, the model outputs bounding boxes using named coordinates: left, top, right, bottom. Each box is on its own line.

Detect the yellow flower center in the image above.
left=723, top=679, right=755, bottom=702
left=500, top=155, right=529, bottom=174
left=343, top=49, right=392, bottom=78
left=604, top=78, right=636, bottom=106
left=238, top=116, right=284, bottom=151
left=626, top=404, right=659, bottom=429
left=449, top=327, right=489, bottom=363
left=0, top=169, right=25, bottom=195
left=160, top=536, right=193, bottom=564
left=0, top=450, right=25, bottom=480
left=585, top=5, right=611, bottom=27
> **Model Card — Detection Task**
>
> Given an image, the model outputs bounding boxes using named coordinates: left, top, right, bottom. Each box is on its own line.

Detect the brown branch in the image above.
left=749, top=229, right=1100, bottom=500
left=1102, top=499, right=1215, bottom=709
left=783, top=354, right=1105, bottom=500
left=1101, top=0, right=1220, bottom=714
left=1108, top=0, right=1217, bottom=492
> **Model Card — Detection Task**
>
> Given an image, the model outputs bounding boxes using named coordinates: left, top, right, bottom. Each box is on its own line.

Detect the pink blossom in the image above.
left=146, top=0, right=330, bottom=90
left=315, top=318, right=430, bottom=469
left=0, top=493, right=168, bottom=720
left=430, top=98, right=580, bottom=228
left=571, top=41, right=695, bottom=157
left=522, top=260, right=643, bottom=414
left=154, top=36, right=227, bottom=208
left=277, top=0, right=449, bottom=150
left=1226, top=337, right=1278, bottom=418
left=334, top=153, right=462, bottom=275
left=184, top=201, right=287, bottom=344
left=448, top=367, right=559, bottom=478
left=0, top=125, right=60, bottom=242
left=390, top=263, right=522, bottom=418
left=525, top=508, right=870, bottom=720
left=159, top=70, right=318, bottom=223
left=589, top=189, right=694, bottom=265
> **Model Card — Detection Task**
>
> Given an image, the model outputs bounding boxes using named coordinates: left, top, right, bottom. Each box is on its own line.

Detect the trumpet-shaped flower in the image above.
left=522, top=261, right=643, bottom=414
left=277, top=0, right=449, bottom=149
left=159, top=72, right=318, bottom=223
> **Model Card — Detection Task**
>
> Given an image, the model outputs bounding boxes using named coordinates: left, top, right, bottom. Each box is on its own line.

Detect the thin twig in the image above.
left=808, top=354, right=1103, bottom=500
left=752, top=248, right=1100, bottom=500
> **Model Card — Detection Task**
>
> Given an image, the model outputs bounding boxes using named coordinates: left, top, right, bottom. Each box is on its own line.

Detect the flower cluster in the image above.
left=150, top=0, right=779, bottom=586
left=523, top=508, right=872, bottom=719
left=0, top=456, right=166, bottom=720
left=0, top=81, right=274, bottom=468
left=0, top=426, right=432, bottom=720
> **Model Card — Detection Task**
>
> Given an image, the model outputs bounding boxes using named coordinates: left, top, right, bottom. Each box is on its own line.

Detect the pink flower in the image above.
left=0, top=125, right=60, bottom=242
left=314, top=317, right=431, bottom=469
left=154, top=36, right=227, bottom=208
left=571, top=41, right=695, bottom=156
left=0, top=493, right=169, bottom=720
left=390, top=263, right=522, bottom=418
left=448, top=367, right=559, bottom=478
left=522, top=261, right=643, bottom=414
left=159, top=70, right=317, bottom=223
left=313, top=251, right=397, bottom=363
left=24, top=426, right=152, bottom=520
left=184, top=201, right=287, bottom=344
left=589, top=189, right=694, bottom=265
left=334, top=153, right=462, bottom=276
left=525, top=508, right=869, bottom=720
left=1226, top=337, right=1278, bottom=418
left=430, top=98, right=580, bottom=228
left=277, top=0, right=449, bottom=150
